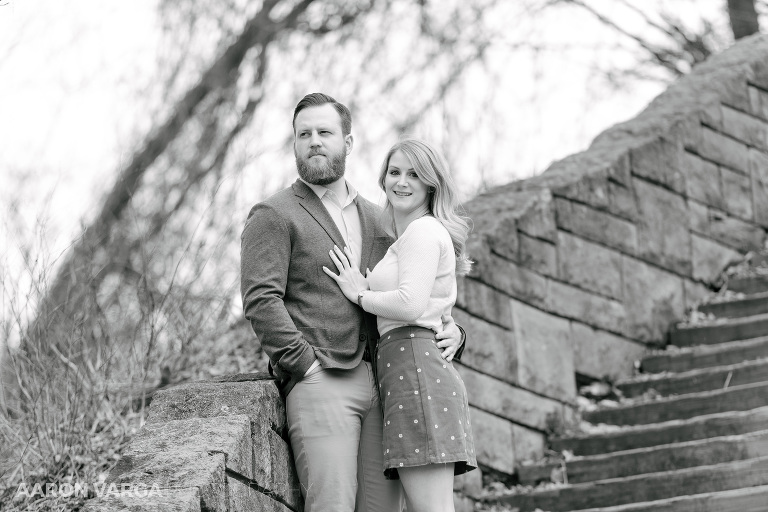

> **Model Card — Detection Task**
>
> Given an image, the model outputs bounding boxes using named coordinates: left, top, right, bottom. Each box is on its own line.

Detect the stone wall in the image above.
left=454, top=33, right=768, bottom=477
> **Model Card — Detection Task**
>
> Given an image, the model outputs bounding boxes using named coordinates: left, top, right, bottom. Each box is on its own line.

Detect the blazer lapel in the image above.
left=357, top=199, right=378, bottom=273
left=293, top=180, right=346, bottom=249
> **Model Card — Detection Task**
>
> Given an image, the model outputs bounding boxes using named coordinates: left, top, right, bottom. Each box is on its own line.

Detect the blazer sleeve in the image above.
left=240, top=203, right=317, bottom=378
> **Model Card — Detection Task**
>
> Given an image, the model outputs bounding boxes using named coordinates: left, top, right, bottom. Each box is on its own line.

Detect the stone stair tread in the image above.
left=568, top=483, right=768, bottom=512
left=488, top=454, right=768, bottom=511
left=728, top=275, right=768, bottom=295
left=641, top=334, right=768, bottom=374
left=584, top=380, right=768, bottom=426
left=550, top=405, right=768, bottom=456
left=617, top=356, right=768, bottom=398
left=698, top=290, right=768, bottom=319
left=518, top=429, right=768, bottom=485
left=670, top=312, right=768, bottom=347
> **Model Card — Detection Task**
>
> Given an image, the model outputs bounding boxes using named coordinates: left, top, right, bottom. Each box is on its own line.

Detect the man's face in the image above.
left=293, top=104, right=353, bottom=186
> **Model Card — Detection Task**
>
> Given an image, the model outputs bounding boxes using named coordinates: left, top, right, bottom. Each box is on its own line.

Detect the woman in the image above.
left=323, top=138, right=476, bottom=512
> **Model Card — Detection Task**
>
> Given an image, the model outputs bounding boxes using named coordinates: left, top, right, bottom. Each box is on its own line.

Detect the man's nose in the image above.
left=309, top=131, right=321, bottom=147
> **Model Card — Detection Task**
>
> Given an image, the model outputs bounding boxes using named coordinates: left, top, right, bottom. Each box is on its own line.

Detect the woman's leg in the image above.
left=398, top=463, right=455, bottom=512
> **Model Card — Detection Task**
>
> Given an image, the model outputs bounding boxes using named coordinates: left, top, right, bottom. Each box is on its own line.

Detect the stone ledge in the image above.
left=81, top=487, right=202, bottom=512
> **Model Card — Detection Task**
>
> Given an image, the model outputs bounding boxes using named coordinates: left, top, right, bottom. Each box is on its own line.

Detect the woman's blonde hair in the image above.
left=378, top=138, right=472, bottom=275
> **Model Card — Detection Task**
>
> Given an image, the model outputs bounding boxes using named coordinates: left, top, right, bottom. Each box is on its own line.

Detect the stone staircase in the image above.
left=484, top=274, right=768, bottom=511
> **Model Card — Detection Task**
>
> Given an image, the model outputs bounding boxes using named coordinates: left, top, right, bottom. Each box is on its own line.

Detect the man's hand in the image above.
left=435, top=317, right=463, bottom=362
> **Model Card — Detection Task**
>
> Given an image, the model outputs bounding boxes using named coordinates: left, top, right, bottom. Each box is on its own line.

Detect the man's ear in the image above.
left=345, top=134, right=354, bottom=155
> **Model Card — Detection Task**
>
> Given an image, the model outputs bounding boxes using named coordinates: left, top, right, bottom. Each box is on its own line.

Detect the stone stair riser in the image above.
left=518, top=430, right=768, bottom=486
left=618, top=359, right=768, bottom=398
left=728, top=276, right=768, bottom=295
left=549, top=407, right=768, bottom=456
left=698, top=293, right=768, bottom=319
left=641, top=337, right=768, bottom=373
left=584, top=382, right=768, bottom=426
left=670, top=315, right=768, bottom=347
left=491, top=455, right=768, bottom=512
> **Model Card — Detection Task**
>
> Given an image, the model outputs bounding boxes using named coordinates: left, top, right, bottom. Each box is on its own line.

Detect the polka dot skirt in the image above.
left=376, top=326, right=476, bottom=480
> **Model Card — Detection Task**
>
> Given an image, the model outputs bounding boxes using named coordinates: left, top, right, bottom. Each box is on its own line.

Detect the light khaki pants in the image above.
left=286, top=361, right=403, bottom=512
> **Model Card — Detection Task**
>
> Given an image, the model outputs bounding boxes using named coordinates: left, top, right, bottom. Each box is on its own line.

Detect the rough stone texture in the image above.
left=570, top=322, right=647, bottom=381
left=721, top=104, right=768, bottom=152
left=512, top=422, right=547, bottom=466
left=546, top=279, right=626, bottom=336
left=452, top=308, right=517, bottom=385
left=147, top=379, right=285, bottom=432
left=633, top=178, right=692, bottom=276
left=557, top=232, right=623, bottom=300
left=468, top=406, right=516, bottom=474
left=259, top=426, right=303, bottom=510
left=721, top=166, right=753, bottom=220
left=700, top=125, right=750, bottom=173
left=81, top=487, right=202, bottom=512
left=108, top=452, right=226, bottom=512
left=469, top=249, right=548, bottom=309
left=684, top=152, right=723, bottom=208
left=518, top=232, right=557, bottom=277
left=457, top=365, right=568, bottom=432
left=228, top=476, right=295, bottom=512
left=692, top=234, right=742, bottom=282
left=751, top=85, right=768, bottom=120
left=750, top=148, right=768, bottom=227
left=125, top=415, right=253, bottom=479
left=631, top=137, right=687, bottom=195
left=553, top=197, right=638, bottom=255
left=456, top=277, right=514, bottom=329
left=510, top=299, right=576, bottom=401
left=684, top=279, right=714, bottom=311
left=705, top=209, right=764, bottom=252
left=622, top=258, right=685, bottom=343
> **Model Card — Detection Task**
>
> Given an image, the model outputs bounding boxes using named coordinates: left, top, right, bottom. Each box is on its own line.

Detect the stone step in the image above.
left=617, top=357, right=768, bottom=398
left=728, top=275, right=768, bottom=295
left=549, top=406, right=768, bottom=457
left=584, top=381, right=768, bottom=426
left=487, top=454, right=768, bottom=511
left=669, top=312, right=768, bottom=347
left=640, top=335, right=768, bottom=374
left=570, top=484, right=768, bottom=512
left=698, top=291, right=768, bottom=319
left=517, top=429, right=768, bottom=486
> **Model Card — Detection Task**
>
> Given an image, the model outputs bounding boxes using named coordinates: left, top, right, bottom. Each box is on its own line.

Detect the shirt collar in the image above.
left=300, top=178, right=358, bottom=206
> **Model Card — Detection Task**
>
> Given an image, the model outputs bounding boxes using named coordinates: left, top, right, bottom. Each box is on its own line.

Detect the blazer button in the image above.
left=359, top=334, right=367, bottom=341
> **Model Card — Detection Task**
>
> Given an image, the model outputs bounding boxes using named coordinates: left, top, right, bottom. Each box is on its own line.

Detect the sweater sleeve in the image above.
left=362, top=218, right=443, bottom=322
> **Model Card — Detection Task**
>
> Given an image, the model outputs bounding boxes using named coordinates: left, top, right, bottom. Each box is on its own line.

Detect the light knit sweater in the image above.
left=363, top=216, right=456, bottom=336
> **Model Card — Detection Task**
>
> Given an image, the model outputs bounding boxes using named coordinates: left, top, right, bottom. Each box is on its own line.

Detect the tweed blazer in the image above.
left=241, top=179, right=393, bottom=396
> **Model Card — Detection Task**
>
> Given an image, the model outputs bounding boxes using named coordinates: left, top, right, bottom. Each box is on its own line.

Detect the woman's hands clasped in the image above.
left=322, top=245, right=369, bottom=304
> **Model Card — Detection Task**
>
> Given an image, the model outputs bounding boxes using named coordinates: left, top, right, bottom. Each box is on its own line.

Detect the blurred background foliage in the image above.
left=0, top=0, right=764, bottom=509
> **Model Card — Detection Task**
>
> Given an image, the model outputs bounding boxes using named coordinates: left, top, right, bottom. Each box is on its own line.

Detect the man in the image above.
left=241, top=93, right=464, bottom=512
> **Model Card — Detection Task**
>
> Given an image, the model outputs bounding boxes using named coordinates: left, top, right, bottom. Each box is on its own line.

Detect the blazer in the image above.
left=241, top=179, right=393, bottom=396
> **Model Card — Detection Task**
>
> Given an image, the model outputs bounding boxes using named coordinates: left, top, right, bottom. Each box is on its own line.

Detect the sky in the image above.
left=0, top=0, right=742, bottom=339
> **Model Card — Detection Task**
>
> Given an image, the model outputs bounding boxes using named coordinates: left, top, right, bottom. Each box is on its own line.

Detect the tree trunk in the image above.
left=727, top=0, right=760, bottom=39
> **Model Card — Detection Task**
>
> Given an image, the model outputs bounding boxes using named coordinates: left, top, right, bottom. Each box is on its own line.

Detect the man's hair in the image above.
left=293, top=93, right=352, bottom=136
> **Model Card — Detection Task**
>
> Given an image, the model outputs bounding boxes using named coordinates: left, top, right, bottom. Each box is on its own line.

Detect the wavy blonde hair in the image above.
left=378, top=138, right=472, bottom=275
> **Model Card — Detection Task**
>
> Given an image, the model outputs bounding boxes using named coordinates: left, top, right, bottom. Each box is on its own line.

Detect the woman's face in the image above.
left=384, top=150, right=430, bottom=216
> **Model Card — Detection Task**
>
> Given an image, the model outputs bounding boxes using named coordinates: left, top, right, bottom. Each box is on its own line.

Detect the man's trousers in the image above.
left=286, top=361, right=403, bottom=512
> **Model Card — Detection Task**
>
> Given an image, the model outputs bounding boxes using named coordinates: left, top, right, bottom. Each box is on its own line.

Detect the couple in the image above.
left=240, top=93, right=476, bottom=512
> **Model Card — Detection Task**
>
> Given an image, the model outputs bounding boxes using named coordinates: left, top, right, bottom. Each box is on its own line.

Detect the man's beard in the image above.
left=295, top=148, right=346, bottom=186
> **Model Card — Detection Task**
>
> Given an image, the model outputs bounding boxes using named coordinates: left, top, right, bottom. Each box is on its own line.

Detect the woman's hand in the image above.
left=322, top=245, right=369, bottom=304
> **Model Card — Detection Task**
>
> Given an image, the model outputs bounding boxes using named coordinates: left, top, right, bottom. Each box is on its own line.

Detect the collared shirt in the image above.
left=300, top=179, right=363, bottom=267
left=300, top=178, right=364, bottom=376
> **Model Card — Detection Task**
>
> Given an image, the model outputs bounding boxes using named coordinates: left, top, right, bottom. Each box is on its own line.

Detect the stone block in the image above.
left=554, top=175, right=610, bottom=210
left=684, top=279, right=714, bottom=311
left=81, top=487, right=201, bottom=512
left=554, top=197, right=637, bottom=255
left=630, top=137, right=686, bottom=195
left=687, top=199, right=709, bottom=234
left=750, top=85, right=768, bottom=121
left=452, top=308, right=517, bottom=385
left=471, top=252, right=547, bottom=309
left=670, top=115, right=703, bottom=153
left=228, top=476, right=294, bottom=512
left=700, top=126, right=750, bottom=173
left=512, top=423, right=546, bottom=465
left=518, top=233, right=557, bottom=277
left=570, top=322, right=647, bottom=381
left=706, top=209, right=764, bottom=252
left=750, top=148, right=768, bottom=227
left=108, top=452, right=226, bottom=512
left=722, top=166, right=753, bottom=220
left=684, top=152, right=723, bottom=208
left=546, top=279, right=626, bottom=336
left=126, top=415, right=253, bottom=479
left=468, top=406, right=515, bottom=474
left=556, top=231, right=623, bottom=300
left=608, top=182, right=639, bottom=220
left=517, top=194, right=557, bottom=241
left=251, top=420, right=303, bottom=510
left=453, top=467, right=483, bottom=497
left=722, top=104, right=768, bottom=152
left=147, top=380, right=285, bottom=432
left=692, top=234, right=742, bottom=282
left=510, top=299, right=576, bottom=401
left=622, top=257, right=685, bottom=343
left=633, top=178, right=692, bottom=275
left=458, top=364, right=569, bottom=432
left=486, top=217, right=518, bottom=262
left=455, top=277, right=513, bottom=329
